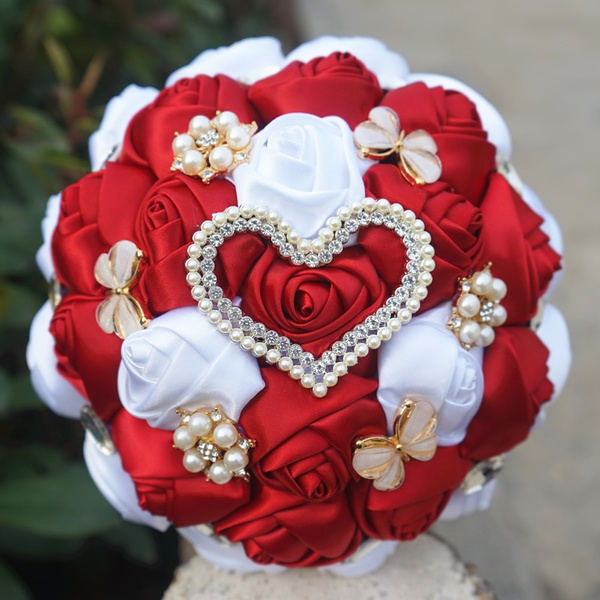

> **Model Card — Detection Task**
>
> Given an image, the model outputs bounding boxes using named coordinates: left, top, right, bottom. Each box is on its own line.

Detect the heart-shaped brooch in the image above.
left=185, top=198, right=435, bottom=397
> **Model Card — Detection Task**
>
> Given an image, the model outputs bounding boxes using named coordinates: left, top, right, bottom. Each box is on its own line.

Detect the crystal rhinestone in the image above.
left=233, top=218, right=248, bottom=232
left=386, top=296, right=401, bottom=311
left=371, top=212, right=384, bottom=226
left=462, top=281, right=471, bottom=293
left=209, top=233, right=224, bottom=247
left=395, top=287, right=410, bottom=301
left=247, top=217, right=261, bottom=232
left=200, top=259, right=215, bottom=272
left=354, top=325, right=368, bottom=340
left=318, top=250, right=333, bottom=264
left=210, top=411, right=222, bottom=422
left=277, top=337, right=291, bottom=352
left=329, top=240, right=343, bottom=254
left=408, top=247, right=421, bottom=261
left=291, top=251, right=305, bottom=265
left=305, top=253, right=319, bottom=268
left=217, top=298, right=232, bottom=312
left=272, top=231, right=286, bottom=246
left=220, top=223, right=234, bottom=237
left=451, top=316, right=462, bottom=329
left=239, top=316, right=253, bottom=331
left=203, top=273, right=217, bottom=287
left=228, top=307, right=243, bottom=322
left=200, top=169, right=214, bottom=181
left=208, top=286, right=223, bottom=300
left=403, top=233, right=418, bottom=248
left=235, top=152, right=247, bottom=161
left=402, top=274, right=416, bottom=289
left=202, top=246, right=217, bottom=259
left=198, top=129, right=219, bottom=147
left=289, top=344, right=303, bottom=359
left=377, top=307, right=392, bottom=322
left=332, top=341, right=347, bottom=356
left=384, top=214, right=397, bottom=228
left=172, top=158, right=182, bottom=170
left=80, top=405, right=115, bottom=456
left=322, top=351, right=336, bottom=365
left=345, top=217, right=359, bottom=232
left=265, top=330, right=278, bottom=345
left=407, top=261, right=420, bottom=274
left=336, top=229, right=350, bottom=243
left=343, top=331, right=358, bottom=347
left=365, top=316, right=379, bottom=331
left=237, top=439, right=250, bottom=451
left=312, top=361, right=326, bottom=375
left=280, top=243, right=293, bottom=257
left=358, top=212, right=371, bottom=226
left=300, top=352, right=314, bottom=367
left=251, top=323, right=266, bottom=338
left=260, top=223, right=275, bottom=237
left=396, top=222, right=410, bottom=236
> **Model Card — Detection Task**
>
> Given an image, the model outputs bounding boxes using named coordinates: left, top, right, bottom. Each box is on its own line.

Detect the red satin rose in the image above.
left=380, top=82, right=497, bottom=204
left=112, top=410, right=251, bottom=526
left=238, top=243, right=389, bottom=357
left=120, top=74, right=259, bottom=178
left=240, top=369, right=385, bottom=503
left=460, top=326, right=553, bottom=460
left=248, top=53, right=383, bottom=128
left=51, top=295, right=123, bottom=421
left=214, top=483, right=363, bottom=567
left=361, top=164, right=485, bottom=310
left=350, top=446, right=473, bottom=541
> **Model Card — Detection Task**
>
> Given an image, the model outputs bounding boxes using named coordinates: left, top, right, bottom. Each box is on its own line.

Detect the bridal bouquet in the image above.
left=28, top=36, right=570, bottom=575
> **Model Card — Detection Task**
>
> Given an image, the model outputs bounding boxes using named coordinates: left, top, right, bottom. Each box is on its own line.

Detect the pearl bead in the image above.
left=327, top=216, right=342, bottom=231
left=181, top=149, right=207, bottom=175
left=209, top=145, right=234, bottom=171
left=201, top=221, right=215, bottom=235
left=241, top=336, right=255, bottom=351
left=229, top=328, right=244, bottom=343
left=343, top=352, right=358, bottom=367
left=406, top=298, right=420, bottom=312
left=413, top=219, right=425, bottom=232
left=279, top=219, right=292, bottom=233
left=252, top=342, right=267, bottom=357
left=367, top=335, right=381, bottom=349
left=208, top=461, right=233, bottom=485
left=312, top=383, right=328, bottom=398
left=377, top=327, right=392, bottom=341
left=266, top=349, right=280, bottom=364
left=188, top=115, right=211, bottom=137
left=422, top=258, right=435, bottom=272
left=208, top=310, right=221, bottom=324
left=193, top=231, right=207, bottom=245
left=187, top=272, right=201, bottom=286
left=254, top=206, right=268, bottom=219
left=491, top=278, right=507, bottom=301
left=187, top=244, right=202, bottom=258
left=226, top=125, right=251, bottom=151
left=399, top=309, right=412, bottom=323
left=415, top=286, right=428, bottom=300
left=212, top=212, right=227, bottom=227
left=301, top=374, right=316, bottom=388
left=173, top=426, right=195, bottom=451
left=388, top=318, right=401, bottom=332
left=377, top=198, right=390, bottom=212
left=311, top=238, right=325, bottom=253
left=362, top=198, right=376, bottom=213
left=278, top=357, right=293, bottom=371
left=188, top=412, right=212, bottom=437
left=350, top=200, right=363, bottom=213
left=198, top=298, right=212, bottom=312
left=422, top=245, right=435, bottom=258
left=225, top=206, right=240, bottom=220
left=403, top=209, right=416, bottom=223
left=267, top=210, right=280, bottom=225
left=419, top=272, right=433, bottom=286
left=355, top=343, right=369, bottom=357
left=319, top=228, right=334, bottom=243
left=391, top=204, right=404, bottom=218
left=490, top=304, right=507, bottom=326
left=213, top=423, right=238, bottom=448
left=457, top=293, right=481, bottom=318
left=240, top=205, right=254, bottom=219
left=477, top=324, right=496, bottom=347
left=214, top=111, right=239, bottom=134
left=172, top=133, right=195, bottom=157
left=333, top=363, right=348, bottom=377
left=183, top=450, right=206, bottom=473
left=191, top=285, right=205, bottom=301
left=459, top=320, right=481, bottom=345
left=288, top=230, right=301, bottom=244
left=323, top=373, right=338, bottom=387
left=185, top=257, right=199, bottom=272
left=217, top=321, right=232, bottom=334
left=290, top=366, right=304, bottom=380
left=418, top=232, right=431, bottom=245
left=337, top=207, right=351, bottom=220
left=471, top=271, right=493, bottom=295
left=223, top=447, right=248, bottom=471
left=298, top=239, right=311, bottom=254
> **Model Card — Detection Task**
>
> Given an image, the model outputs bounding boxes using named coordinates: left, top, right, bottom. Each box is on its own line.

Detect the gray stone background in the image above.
left=295, top=1, right=599, bottom=599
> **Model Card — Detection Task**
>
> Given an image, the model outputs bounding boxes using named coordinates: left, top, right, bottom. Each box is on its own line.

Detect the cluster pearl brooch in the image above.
left=185, top=198, right=436, bottom=398
left=352, top=398, right=438, bottom=492
left=94, top=240, right=150, bottom=339
left=173, top=405, right=255, bottom=483
left=171, top=111, right=257, bottom=183
left=353, top=106, right=442, bottom=185
left=447, top=264, right=507, bottom=349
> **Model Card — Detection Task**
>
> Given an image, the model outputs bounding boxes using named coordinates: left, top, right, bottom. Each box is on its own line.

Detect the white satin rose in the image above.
left=377, top=303, right=484, bottom=445
left=232, top=113, right=371, bottom=238
left=35, top=192, right=61, bottom=282
left=117, top=307, right=265, bottom=429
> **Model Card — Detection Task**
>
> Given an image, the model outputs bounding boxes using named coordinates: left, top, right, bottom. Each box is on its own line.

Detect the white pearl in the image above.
left=290, top=366, right=304, bottom=380
left=192, top=231, right=207, bottom=245
left=213, top=423, right=238, bottom=448
left=173, top=426, right=196, bottom=451
left=355, top=343, right=369, bottom=357
left=311, top=238, right=325, bottom=253
left=459, top=320, right=481, bottom=345
left=477, top=324, right=496, bottom=347
left=198, top=298, right=212, bottom=312
left=413, top=219, right=425, bottom=232
left=419, top=272, right=433, bottom=286
left=185, top=257, right=199, bottom=272
left=229, top=328, right=244, bottom=343
left=337, top=207, right=351, bottom=220
left=471, top=271, right=493, bottom=295
left=172, top=133, right=195, bottom=157
left=254, top=205, right=268, bottom=219
left=208, top=310, right=222, bottom=325
left=214, top=111, right=239, bottom=133
left=343, top=352, right=358, bottom=367
left=323, top=373, right=338, bottom=387
left=266, top=349, right=280, bottom=364
left=187, top=244, right=202, bottom=258
left=212, top=212, right=227, bottom=227
left=252, top=342, right=267, bottom=357
left=226, top=125, right=251, bottom=151
left=388, top=318, right=401, bottom=332
left=490, top=304, right=507, bottom=326
left=188, top=115, right=211, bottom=137
left=367, top=335, right=381, bottom=349
left=201, top=221, right=215, bottom=235
left=422, top=245, right=435, bottom=258
left=415, top=286, right=428, bottom=300
left=208, top=461, right=233, bottom=485
left=267, top=210, right=280, bottom=225
left=287, top=230, right=301, bottom=244
left=377, top=198, right=390, bottom=212
left=241, top=336, right=255, bottom=351
left=491, top=278, right=507, bottom=301
left=240, top=205, right=254, bottom=219
left=312, top=383, right=328, bottom=398
left=301, top=374, right=316, bottom=389
left=391, top=204, right=404, bottom=218
left=188, top=412, right=212, bottom=437
left=318, top=228, right=334, bottom=243
left=209, top=145, right=234, bottom=171
left=377, top=327, right=392, bottom=341
left=399, top=309, right=412, bottom=323
left=406, top=298, right=420, bottom=312
left=419, top=232, right=432, bottom=245
left=350, top=200, right=363, bottom=213
left=217, top=320, right=232, bottom=334
left=298, top=239, right=311, bottom=254
left=223, top=447, right=248, bottom=471
left=183, top=450, right=206, bottom=473
left=278, top=357, right=293, bottom=371
left=181, top=149, right=207, bottom=175
left=191, top=285, right=205, bottom=301
left=457, top=293, right=481, bottom=318
left=327, top=216, right=342, bottom=231
left=422, top=258, right=435, bottom=272
left=333, top=363, right=348, bottom=377
left=362, top=198, right=376, bottom=213
left=187, top=272, right=201, bottom=286
left=279, top=219, right=292, bottom=233
left=403, top=209, right=416, bottom=223
left=225, top=206, right=240, bottom=220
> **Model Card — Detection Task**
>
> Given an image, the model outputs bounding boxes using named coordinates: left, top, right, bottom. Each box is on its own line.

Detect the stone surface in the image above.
left=294, top=2, right=600, bottom=599
left=163, top=534, right=493, bottom=600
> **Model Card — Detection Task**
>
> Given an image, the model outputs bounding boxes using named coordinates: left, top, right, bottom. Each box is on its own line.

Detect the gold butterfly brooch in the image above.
left=352, top=398, right=438, bottom=491
left=353, top=106, right=442, bottom=186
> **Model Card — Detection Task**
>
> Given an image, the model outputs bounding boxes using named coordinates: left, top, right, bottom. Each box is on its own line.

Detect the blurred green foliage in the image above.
left=0, top=1, right=298, bottom=598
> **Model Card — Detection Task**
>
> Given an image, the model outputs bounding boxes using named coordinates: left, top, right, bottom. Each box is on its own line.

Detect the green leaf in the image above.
left=0, top=281, right=44, bottom=329
left=0, top=463, right=122, bottom=538
left=0, top=370, right=42, bottom=416
left=0, top=558, right=32, bottom=600
left=0, top=525, right=83, bottom=559
left=100, top=523, right=159, bottom=566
